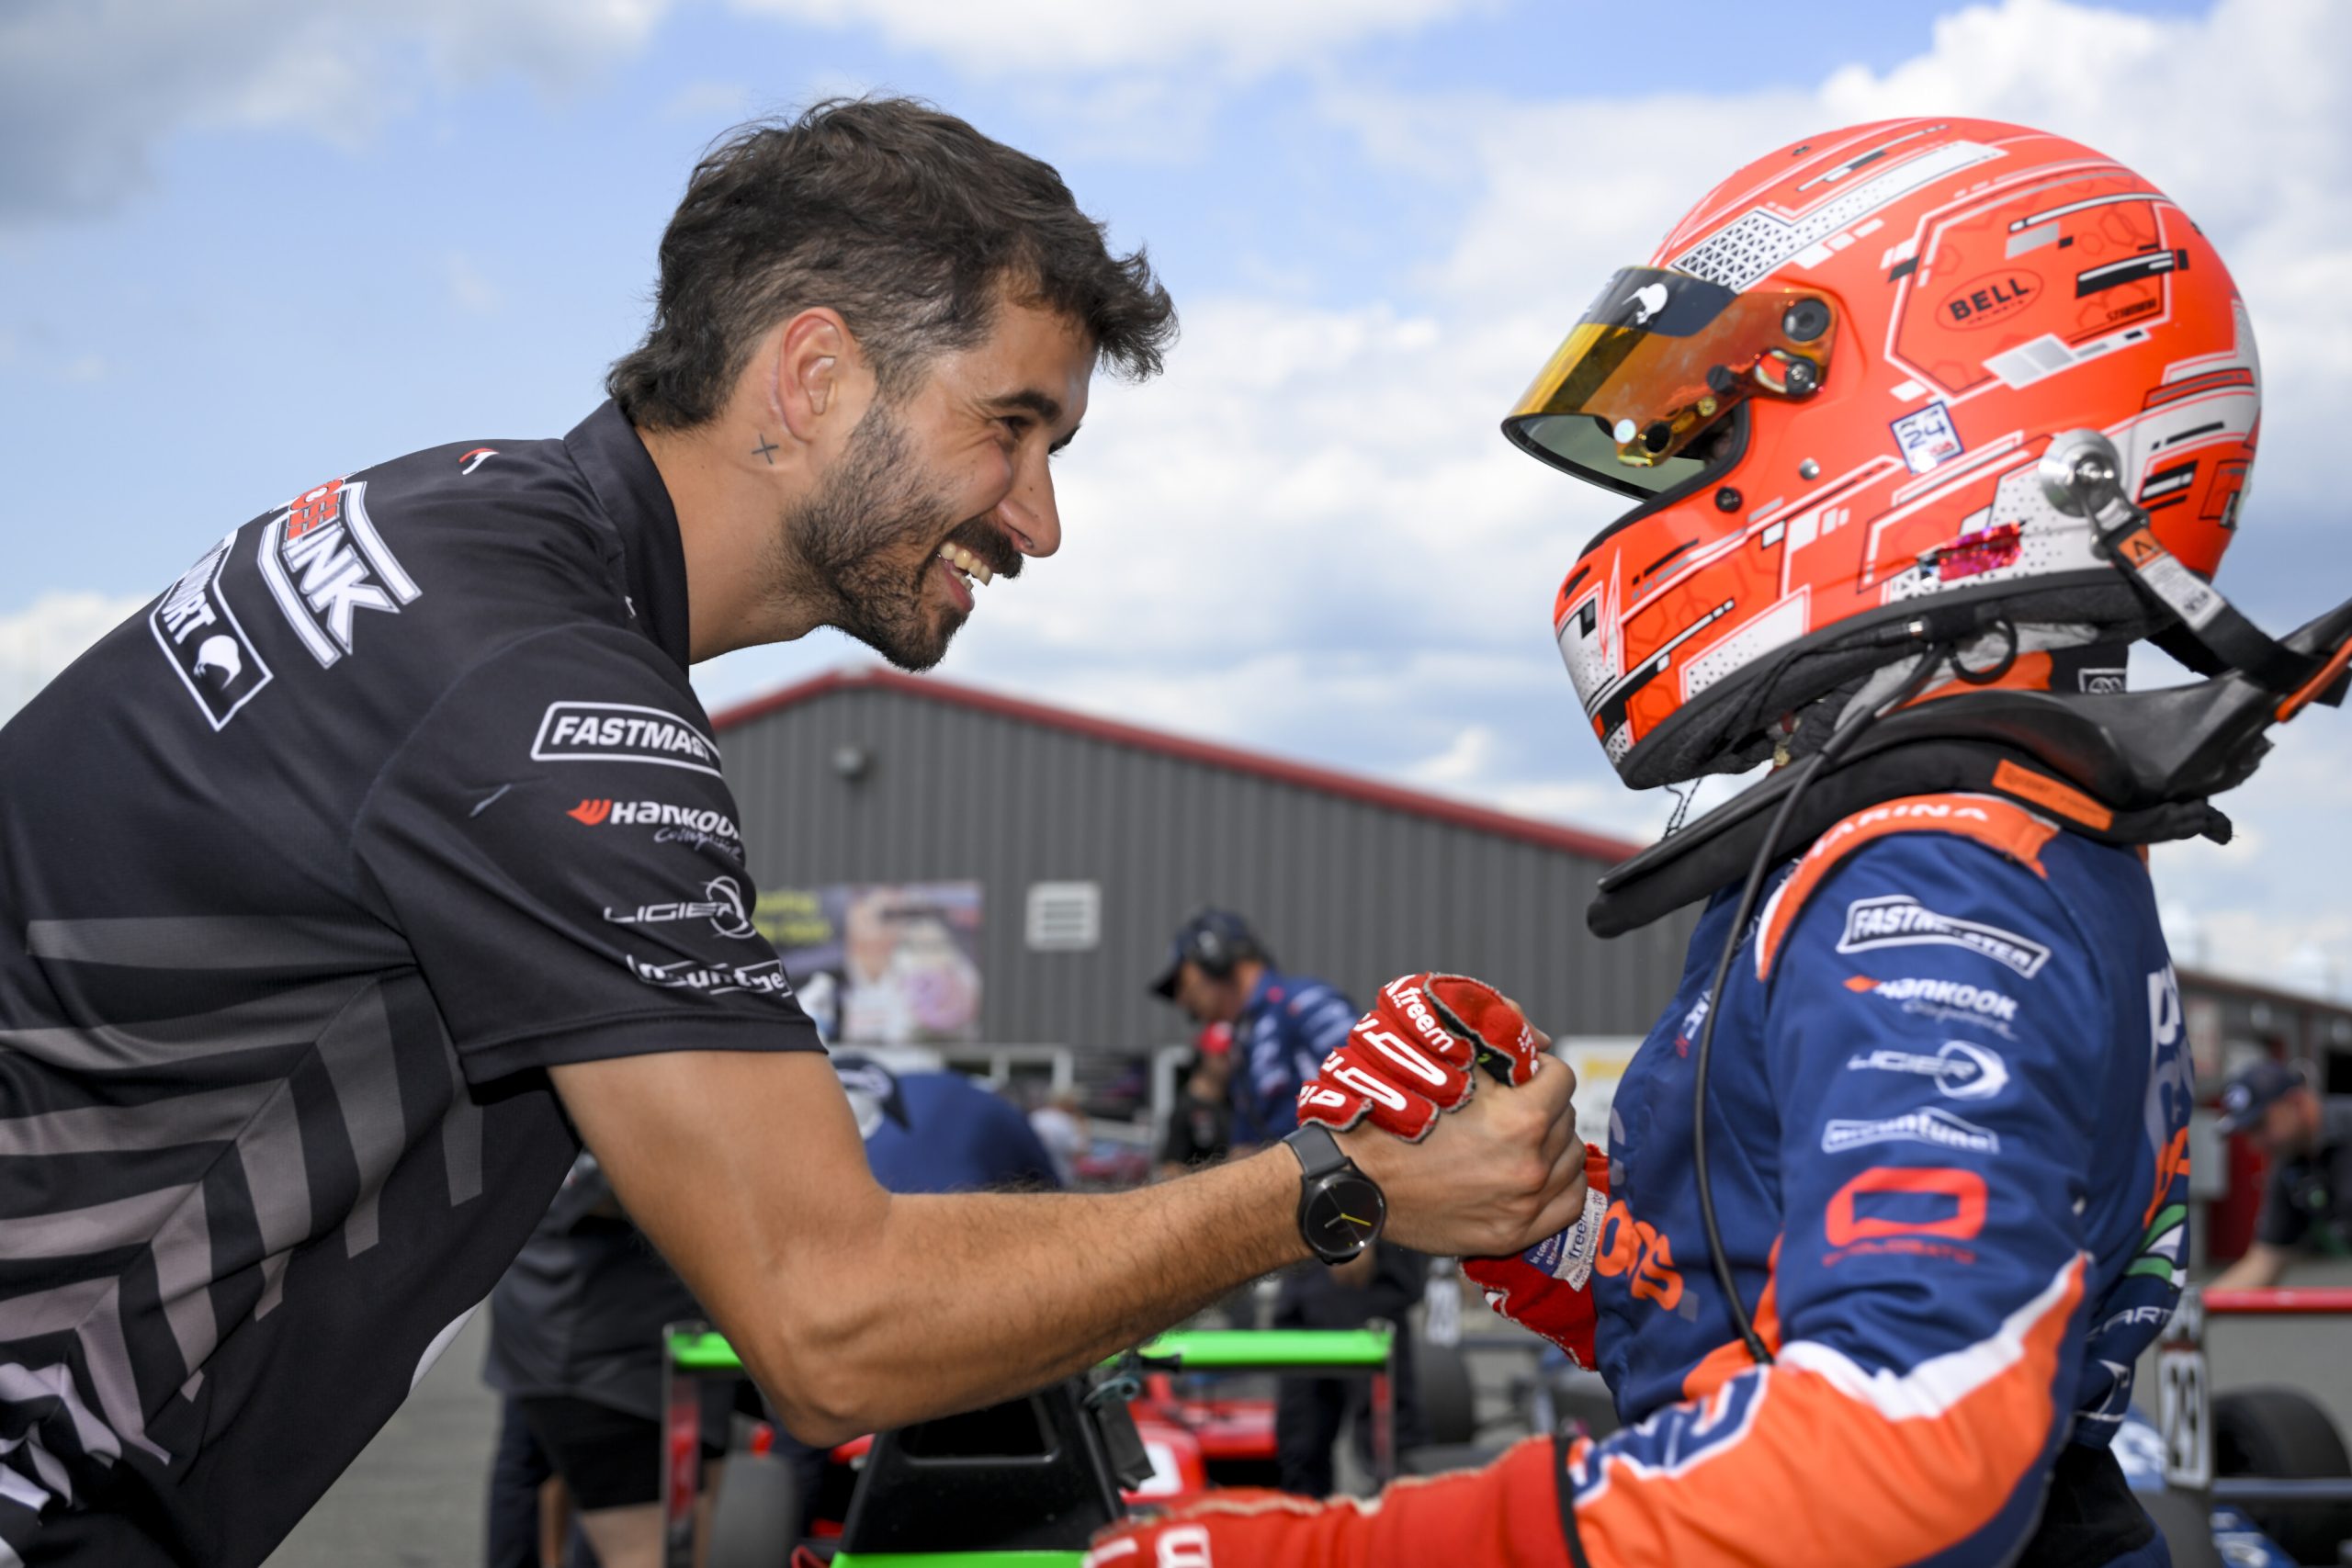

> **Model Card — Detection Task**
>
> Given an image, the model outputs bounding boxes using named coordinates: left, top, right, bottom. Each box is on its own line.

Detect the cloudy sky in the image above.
left=5, top=0, right=2348, bottom=992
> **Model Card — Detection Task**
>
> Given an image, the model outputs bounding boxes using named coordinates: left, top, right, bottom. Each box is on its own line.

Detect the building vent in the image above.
left=1025, top=882, right=1101, bottom=952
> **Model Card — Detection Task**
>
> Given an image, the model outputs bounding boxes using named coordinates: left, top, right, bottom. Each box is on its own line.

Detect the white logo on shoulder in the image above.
left=533, top=702, right=721, bottom=776
left=603, top=875, right=757, bottom=941
left=1822, top=1106, right=2002, bottom=1156
left=257, top=478, right=422, bottom=667
left=1845, top=1039, right=2011, bottom=1100
left=152, top=530, right=274, bottom=728
left=1836, top=895, right=2051, bottom=978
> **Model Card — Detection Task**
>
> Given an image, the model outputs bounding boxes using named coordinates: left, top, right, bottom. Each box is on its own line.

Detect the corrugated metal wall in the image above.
left=718, top=682, right=1699, bottom=1062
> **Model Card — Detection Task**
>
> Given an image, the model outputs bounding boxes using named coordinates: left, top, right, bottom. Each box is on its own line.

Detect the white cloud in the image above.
left=0, top=592, right=149, bottom=719
left=725, top=0, right=1491, bottom=77
left=0, top=0, right=672, bottom=220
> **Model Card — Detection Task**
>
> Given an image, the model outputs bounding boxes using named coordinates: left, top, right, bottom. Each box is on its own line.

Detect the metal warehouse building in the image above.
left=709, top=666, right=1699, bottom=1067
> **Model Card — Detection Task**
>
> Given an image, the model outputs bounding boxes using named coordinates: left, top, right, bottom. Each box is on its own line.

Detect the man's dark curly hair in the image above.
left=608, top=97, right=1177, bottom=428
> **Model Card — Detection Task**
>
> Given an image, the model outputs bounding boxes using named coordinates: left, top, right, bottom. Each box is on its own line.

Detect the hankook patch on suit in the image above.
left=531, top=703, right=721, bottom=776
left=152, top=531, right=274, bottom=728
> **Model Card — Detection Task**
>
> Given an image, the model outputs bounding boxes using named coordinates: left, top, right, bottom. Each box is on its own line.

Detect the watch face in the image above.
left=1303, top=1174, right=1385, bottom=1258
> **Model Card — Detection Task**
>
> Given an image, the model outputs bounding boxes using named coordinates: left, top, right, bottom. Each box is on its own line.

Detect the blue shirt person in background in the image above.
left=1148, top=910, right=1424, bottom=1493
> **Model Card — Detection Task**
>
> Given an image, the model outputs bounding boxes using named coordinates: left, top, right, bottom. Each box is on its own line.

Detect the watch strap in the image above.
left=1283, top=1121, right=1351, bottom=1180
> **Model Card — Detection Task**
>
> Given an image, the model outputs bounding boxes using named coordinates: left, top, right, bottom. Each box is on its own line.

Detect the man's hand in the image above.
left=1338, top=1037, right=1586, bottom=1258
left=1462, top=1143, right=1611, bottom=1365
left=1296, top=974, right=1549, bottom=1140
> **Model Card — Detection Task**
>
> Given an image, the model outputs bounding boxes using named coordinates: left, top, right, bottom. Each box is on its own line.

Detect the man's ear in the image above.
left=768, top=308, right=854, bottom=443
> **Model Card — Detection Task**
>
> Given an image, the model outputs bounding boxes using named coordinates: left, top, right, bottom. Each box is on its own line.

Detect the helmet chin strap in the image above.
left=2040, top=428, right=2324, bottom=695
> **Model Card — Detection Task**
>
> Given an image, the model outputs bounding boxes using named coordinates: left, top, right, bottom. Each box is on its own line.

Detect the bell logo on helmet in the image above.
left=1939, top=271, right=2041, bottom=330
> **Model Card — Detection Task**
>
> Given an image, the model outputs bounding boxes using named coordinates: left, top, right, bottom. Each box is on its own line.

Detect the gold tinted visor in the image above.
left=1504, top=267, right=1838, bottom=499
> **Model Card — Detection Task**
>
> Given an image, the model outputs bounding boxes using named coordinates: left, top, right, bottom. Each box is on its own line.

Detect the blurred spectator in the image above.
left=1156, top=1025, right=1236, bottom=1179
left=482, top=1152, right=728, bottom=1568
left=1148, top=908, right=1423, bottom=1494
left=840, top=1054, right=1064, bottom=1195
left=1029, top=1086, right=1091, bottom=1188
left=2211, top=1059, right=2352, bottom=1290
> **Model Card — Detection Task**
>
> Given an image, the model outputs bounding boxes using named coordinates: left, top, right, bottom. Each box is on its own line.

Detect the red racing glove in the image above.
left=1084, top=1437, right=1571, bottom=1568
left=1295, top=974, right=1546, bottom=1142
left=1462, top=1142, right=1612, bottom=1366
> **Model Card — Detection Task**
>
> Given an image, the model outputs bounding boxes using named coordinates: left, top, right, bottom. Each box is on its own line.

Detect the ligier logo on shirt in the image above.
left=604, top=875, right=757, bottom=941
left=257, top=478, right=422, bottom=667
left=151, top=530, right=273, bottom=728
left=625, top=953, right=792, bottom=998
left=1835, top=895, right=2051, bottom=978
left=1822, top=1107, right=2002, bottom=1156
left=1845, top=1039, right=2011, bottom=1100
left=532, top=703, right=721, bottom=776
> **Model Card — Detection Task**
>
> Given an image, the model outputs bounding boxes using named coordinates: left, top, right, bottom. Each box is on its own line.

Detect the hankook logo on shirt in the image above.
left=257, top=478, right=423, bottom=667
left=1835, top=895, right=2051, bottom=978
left=531, top=702, right=721, bottom=776
left=604, top=876, right=757, bottom=940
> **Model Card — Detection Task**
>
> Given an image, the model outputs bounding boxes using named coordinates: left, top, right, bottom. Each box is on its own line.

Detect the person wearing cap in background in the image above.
left=1149, top=911, right=1426, bottom=1495
left=2211, top=1059, right=2352, bottom=1291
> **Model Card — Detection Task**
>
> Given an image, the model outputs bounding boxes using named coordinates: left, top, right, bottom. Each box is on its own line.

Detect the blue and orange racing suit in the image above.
left=1559, top=793, right=2189, bottom=1565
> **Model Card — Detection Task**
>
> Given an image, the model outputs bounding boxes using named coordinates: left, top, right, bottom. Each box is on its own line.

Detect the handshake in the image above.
left=1297, top=974, right=1611, bottom=1365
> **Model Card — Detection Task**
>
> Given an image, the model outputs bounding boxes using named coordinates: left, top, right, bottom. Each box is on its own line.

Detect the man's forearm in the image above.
left=774, top=1147, right=1306, bottom=1440
left=2210, top=1243, right=2289, bottom=1292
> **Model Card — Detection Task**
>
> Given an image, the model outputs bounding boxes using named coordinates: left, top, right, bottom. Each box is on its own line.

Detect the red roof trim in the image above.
left=708, top=666, right=1645, bottom=865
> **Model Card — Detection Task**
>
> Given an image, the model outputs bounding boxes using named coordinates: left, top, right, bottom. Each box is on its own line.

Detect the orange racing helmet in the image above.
left=1507, top=118, right=2260, bottom=788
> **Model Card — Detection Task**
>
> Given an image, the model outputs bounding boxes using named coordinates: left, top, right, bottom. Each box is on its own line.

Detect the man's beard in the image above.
left=782, top=400, right=1022, bottom=671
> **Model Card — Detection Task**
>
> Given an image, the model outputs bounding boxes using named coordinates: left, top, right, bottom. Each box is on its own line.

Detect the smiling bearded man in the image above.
left=0, top=96, right=1594, bottom=1568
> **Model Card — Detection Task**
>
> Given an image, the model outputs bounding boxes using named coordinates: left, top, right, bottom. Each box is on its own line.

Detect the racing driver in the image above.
left=0, top=98, right=1586, bottom=1566
left=1090, top=117, right=2352, bottom=1567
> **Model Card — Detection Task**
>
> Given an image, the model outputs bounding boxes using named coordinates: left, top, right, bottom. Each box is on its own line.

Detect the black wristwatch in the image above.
left=1283, top=1122, right=1387, bottom=1262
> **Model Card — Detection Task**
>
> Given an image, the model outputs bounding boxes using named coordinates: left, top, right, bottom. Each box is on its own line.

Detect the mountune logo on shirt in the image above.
left=1835, top=894, right=2051, bottom=978
left=625, top=953, right=792, bottom=998
left=151, top=530, right=273, bottom=728
left=1822, top=1106, right=2003, bottom=1156
left=531, top=702, right=721, bottom=776
left=1846, top=1038, right=2011, bottom=1100
left=257, top=478, right=422, bottom=667
left=603, top=875, right=757, bottom=941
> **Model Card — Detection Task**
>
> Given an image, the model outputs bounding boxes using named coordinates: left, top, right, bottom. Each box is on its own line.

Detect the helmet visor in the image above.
left=1503, top=267, right=1838, bottom=499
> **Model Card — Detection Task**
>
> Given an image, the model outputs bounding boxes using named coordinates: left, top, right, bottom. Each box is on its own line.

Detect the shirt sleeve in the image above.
left=352, top=623, right=820, bottom=1084
left=1562, top=836, right=2109, bottom=1567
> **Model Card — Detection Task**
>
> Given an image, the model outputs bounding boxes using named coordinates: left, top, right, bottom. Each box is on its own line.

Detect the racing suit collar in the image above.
left=563, top=400, right=694, bottom=671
